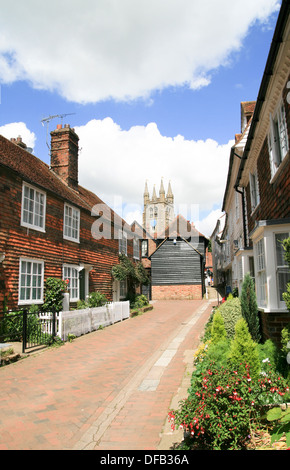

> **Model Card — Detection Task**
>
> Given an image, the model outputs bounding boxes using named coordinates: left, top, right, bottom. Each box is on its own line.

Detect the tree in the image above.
left=211, top=310, right=227, bottom=344
left=111, top=255, right=150, bottom=300
left=228, top=318, right=261, bottom=379
left=240, top=273, right=261, bottom=343
left=43, top=277, right=67, bottom=312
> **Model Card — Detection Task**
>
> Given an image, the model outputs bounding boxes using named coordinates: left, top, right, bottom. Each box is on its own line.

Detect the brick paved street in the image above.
left=0, top=300, right=214, bottom=450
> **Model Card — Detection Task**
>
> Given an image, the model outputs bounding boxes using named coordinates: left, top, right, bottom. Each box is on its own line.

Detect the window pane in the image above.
left=22, top=185, right=45, bottom=229
left=19, top=260, right=43, bottom=303
left=278, top=269, right=290, bottom=301
left=275, top=233, right=289, bottom=267
left=64, top=206, right=79, bottom=241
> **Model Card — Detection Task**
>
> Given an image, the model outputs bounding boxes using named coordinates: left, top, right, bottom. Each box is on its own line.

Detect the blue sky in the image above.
left=0, top=0, right=282, bottom=236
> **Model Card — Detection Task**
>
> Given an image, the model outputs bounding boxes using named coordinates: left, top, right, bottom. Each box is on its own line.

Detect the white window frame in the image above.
left=119, top=279, right=127, bottom=299
left=141, top=240, right=148, bottom=258
left=63, top=264, right=79, bottom=302
left=275, top=232, right=290, bottom=308
left=18, top=258, right=44, bottom=305
left=133, top=238, right=140, bottom=259
left=268, top=100, right=289, bottom=179
left=254, top=238, right=267, bottom=308
left=118, top=229, right=127, bottom=255
left=21, top=182, right=46, bottom=232
left=249, top=168, right=260, bottom=212
left=235, top=191, right=240, bottom=221
left=63, top=204, right=80, bottom=243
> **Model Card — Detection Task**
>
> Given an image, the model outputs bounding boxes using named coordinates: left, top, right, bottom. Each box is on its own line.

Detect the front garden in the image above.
left=169, top=272, right=290, bottom=450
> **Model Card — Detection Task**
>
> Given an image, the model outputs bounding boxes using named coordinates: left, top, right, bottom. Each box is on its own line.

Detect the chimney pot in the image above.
left=56, top=124, right=62, bottom=130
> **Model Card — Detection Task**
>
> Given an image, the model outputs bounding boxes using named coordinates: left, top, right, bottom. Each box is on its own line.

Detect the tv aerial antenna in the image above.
left=41, top=113, right=76, bottom=152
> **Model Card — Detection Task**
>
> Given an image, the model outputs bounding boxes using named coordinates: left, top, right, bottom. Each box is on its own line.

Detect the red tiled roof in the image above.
left=241, top=101, right=256, bottom=115
left=160, top=214, right=207, bottom=239
left=0, top=134, right=122, bottom=226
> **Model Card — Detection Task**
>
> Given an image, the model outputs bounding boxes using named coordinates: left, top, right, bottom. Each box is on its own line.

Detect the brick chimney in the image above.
left=50, top=124, right=79, bottom=190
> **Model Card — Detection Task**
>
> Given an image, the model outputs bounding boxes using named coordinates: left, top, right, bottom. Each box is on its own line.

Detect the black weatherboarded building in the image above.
left=149, top=215, right=208, bottom=300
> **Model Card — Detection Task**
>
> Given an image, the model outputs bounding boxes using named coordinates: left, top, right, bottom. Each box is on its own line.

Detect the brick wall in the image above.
left=0, top=168, right=134, bottom=310
left=260, top=311, right=290, bottom=347
left=152, top=284, right=202, bottom=300
left=246, top=75, right=290, bottom=234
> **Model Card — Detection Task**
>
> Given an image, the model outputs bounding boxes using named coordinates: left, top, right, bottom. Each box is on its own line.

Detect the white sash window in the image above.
left=268, top=101, right=289, bottom=178
left=21, top=183, right=46, bottom=232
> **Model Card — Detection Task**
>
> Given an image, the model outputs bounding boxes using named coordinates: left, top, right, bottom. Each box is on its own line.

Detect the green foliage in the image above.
left=201, top=340, right=230, bottom=369
left=67, top=333, right=76, bottom=342
left=282, top=237, right=290, bottom=268
left=240, top=273, right=261, bottom=342
left=111, top=255, right=150, bottom=300
left=133, top=294, right=149, bottom=309
left=202, top=307, right=216, bottom=342
left=210, top=311, right=227, bottom=345
left=43, top=277, right=67, bottom=312
left=258, top=339, right=278, bottom=371
left=134, top=262, right=150, bottom=286
left=281, top=237, right=290, bottom=311
left=170, top=360, right=289, bottom=450
left=112, top=255, right=134, bottom=282
left=266, top=407, right=290, bottom=447
left=169, top=303, right=290, bottom=450
left=282, top=283, right=290, bottom=311
left=77, top=291, right=108, bottom=309
left=87, top=291, right=108, bottom=307
left=228, top=318, right=260, bottom=379
left=232, top=287, right=239, bottom=298
left=279, top=323, right=290, bottom=380
left=216, top=297, right=243, bottom=339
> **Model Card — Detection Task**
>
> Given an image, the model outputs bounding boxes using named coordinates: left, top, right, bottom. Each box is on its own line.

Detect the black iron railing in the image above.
left=0, top=309, right=58, bottom=354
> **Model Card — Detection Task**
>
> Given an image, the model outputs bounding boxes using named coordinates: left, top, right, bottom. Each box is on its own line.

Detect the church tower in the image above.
left=143, top=179, right=175, bottom=238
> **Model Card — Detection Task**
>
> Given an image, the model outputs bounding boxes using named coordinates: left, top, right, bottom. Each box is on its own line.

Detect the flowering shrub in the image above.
left=169, top=361, right=289, bottom=450
left=43, top=277, right=67, bottom=312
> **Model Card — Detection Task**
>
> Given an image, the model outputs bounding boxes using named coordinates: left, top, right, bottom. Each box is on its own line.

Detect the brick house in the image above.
left=214, top=0, right=290, bottom=344
left=234, top=1, right=290, bottom=343
left=149, top=215, right=208, bottom=300
left=0, top=124, right=140, bottom=311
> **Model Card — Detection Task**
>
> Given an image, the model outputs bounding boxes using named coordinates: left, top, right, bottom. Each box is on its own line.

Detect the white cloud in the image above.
left=0, top=0, right=280, bottom=103
left=195, top=209, right=224, bottom=238
left=76, top=118, right=233, bottom=236
left=0, top=122, right=36, bottom=149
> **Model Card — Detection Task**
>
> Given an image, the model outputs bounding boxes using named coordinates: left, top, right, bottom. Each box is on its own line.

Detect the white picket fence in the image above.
left=38, top=301, right=130, bottom=342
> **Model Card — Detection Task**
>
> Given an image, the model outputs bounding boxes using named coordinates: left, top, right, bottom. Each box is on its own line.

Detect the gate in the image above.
left=23, top=310, right=58, bottom=353
left=0, top=309, right=59, bottom=354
